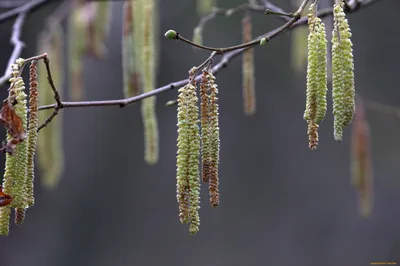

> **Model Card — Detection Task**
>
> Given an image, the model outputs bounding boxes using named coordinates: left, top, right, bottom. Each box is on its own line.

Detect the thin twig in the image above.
left=36, top=0, right=382, bottom=113
left=0, top=12, right=26, bottom=87
left=0, top=0, right=49, bottom=23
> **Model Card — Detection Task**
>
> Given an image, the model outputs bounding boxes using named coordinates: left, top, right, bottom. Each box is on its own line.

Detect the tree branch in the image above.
left=37, top=0, right=383, bottom=113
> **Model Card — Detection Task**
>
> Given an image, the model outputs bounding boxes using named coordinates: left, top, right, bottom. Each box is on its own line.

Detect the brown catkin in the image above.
left=200, top=70, right=211, bottom=183
left=242, top=13, right=256, bottom=115
left=207, top=72, right=220, bottom=208
left=14, top=208, right=25, bottom=226
left=26, top=60, right=39, bottom=207
left=351, top=100, right=373, bottom=217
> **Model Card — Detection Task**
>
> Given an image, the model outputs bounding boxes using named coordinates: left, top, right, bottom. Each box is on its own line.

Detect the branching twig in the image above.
left=0, top=0, right=48, bottom=23
left=0, top=12, right=26, bottom=87
left=36, top=0, right=382, bottom=117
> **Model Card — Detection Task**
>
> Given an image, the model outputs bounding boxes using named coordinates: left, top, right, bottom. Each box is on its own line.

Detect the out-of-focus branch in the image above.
left=37, top=0, right=384, bottom=112
left=0, top=12, right=26, bottom=87
left=0, top=0, right=48, bottom=23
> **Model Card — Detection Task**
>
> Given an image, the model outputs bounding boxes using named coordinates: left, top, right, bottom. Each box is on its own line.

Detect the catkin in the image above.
left=37, top=31, right=65, bottom=189
left=332, top=0, right=355, bottom=142
left=200, top=70, right=211, bottom=183
left=242, top=14, right=256, bottom=115
left=176, top=69, right=201, bottom=234
left=196, top=0, right=215, bottom=15
left=140, top=0, right=159, bottom=165
left=122, top=1, right=140, bottom=98
left=91, top=1, right=112, bottom=58
left=351, top=100, right=373, bottom=217
left=304, top=4, right=327, bottom=150
left=68, top=4, right=86, bottom=100
left=25, top=61, right=39, bottom=208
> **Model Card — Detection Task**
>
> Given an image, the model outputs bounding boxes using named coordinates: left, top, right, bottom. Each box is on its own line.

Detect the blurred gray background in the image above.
left=0, top=0, right=399, bottom=265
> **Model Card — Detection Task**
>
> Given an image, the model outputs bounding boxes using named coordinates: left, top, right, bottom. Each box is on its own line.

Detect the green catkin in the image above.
left=207, top=73, right=220, bottom=208
left=92, top=1, right=112, bottom=58
left=242, top=13, right=256, bottom=115
left=37, top=32, right=65, bottom=189
left=290, top=0, right=309, bottom=72
left=176, top=68, right=201, bottom=234
left=141, top=0, right=159, bottom=165
left=0, top=67, right=21, bottom=236
left=10, top=76, right=28, bottom=212
left=304, top=4, right=327, bottom=150
left=192, top=27, right=203, bottom=47
left=196, top=0, right=215, bottom=15
left=68, top=4, right=86, bottom=100
left=25, top=61, right=39, bottom=208
left=332, top=0, right=355, bottom=141
left=122, top=1, right=140, bottom=98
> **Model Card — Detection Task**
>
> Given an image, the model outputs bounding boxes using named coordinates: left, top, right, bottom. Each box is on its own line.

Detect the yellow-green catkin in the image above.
left=68, top=3, right=86, bottom=100
left=304, top=4, right=327, bottom=150
left=0, top=65, right=22, bottom=235
left=10, top=75, right=28, bottom=213
left=332, top=0, right=355, bottom=142
left=25, top=61, right=39, bottom=208
left=196, top=0, right=215, bottom=15
left=207, top=72, right=220, bottom=208
left=91, top=1, right=112, bottom=58
left=140, top=0, right=159, bottom=165
left=176, top=68, right=201, bottom=235
left=192, top=26, right=203, bottom=47
left=290, top=0, right=309, bottom=72
left=242, top=13, right=256, bottom=115
left=122, top=1, right=140, bottom=98
left=37, top=33, right=65, bottom=189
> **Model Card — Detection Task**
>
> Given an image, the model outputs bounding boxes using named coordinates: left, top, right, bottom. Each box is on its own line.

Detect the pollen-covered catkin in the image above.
left=332, top=0, right=355, bottom=142
left=304, top=4, right=327, bottom=150
left=25, top=61, right=39, bottom=208
left=208, top=73, right=220, bottom=208
left=176, top=68, right=201, bottom=234
left=200, top=70, right=211, bottom=183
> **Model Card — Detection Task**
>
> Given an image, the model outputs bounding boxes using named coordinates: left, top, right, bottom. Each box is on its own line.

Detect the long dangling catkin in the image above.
left=208, top=72, right=220, bottom=208
left=332, top=0, right=355, bottom=142
left=351, top=100, right=373, bottom=217
left=37, top=31, right=65, bottom=189
left=9, top=76, right=28, bottom=214
left=304, top=4, right=327, bottom=150
left=140, top=0, right=159, bottom=165
left=176, top=68, right=201, bottom=234
left=25, top=61, right=39, bottom=208
left=200, top=70, right=211, bottom=183
left=0, top=67, right=22, bottom=235
left=68, top=3, right=86, bottom=100
left=122, top=1, right=140, bottom=98
left=242, top=13, right=256, bottom=116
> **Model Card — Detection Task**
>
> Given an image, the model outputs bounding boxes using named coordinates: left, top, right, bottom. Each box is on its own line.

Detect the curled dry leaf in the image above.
left=0, top=99, right=26, bottom=154
left=0, top=186, right=13, bottom=207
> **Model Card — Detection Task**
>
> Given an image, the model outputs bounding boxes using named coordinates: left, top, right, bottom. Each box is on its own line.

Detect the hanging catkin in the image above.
left=37, top=29, right=65, bottom=189
left=68, top=2, right=86, bottom=100
left=332, top=0, right=355, bottom=142
left=140, top=0, right=159, bottom=165
left=176, top=68, right=201, bottom=235
left=351, top=100, right=373, bottom=217
left=0, top=61, right=26, bottom=235
left=242, top=13, right=256, bottom=115
left=25, top=60, right=39, bottom=209
left=122, top=0, right=140, bottom=98
left=290, top=0, right=309, bottom=72
left=196, top=0, right=215, bottom=15
left=304, top=4, right=327, bottom=150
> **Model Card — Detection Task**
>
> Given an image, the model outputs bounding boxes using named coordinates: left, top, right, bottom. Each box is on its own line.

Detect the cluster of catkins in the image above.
left=176, top=67, right=220, bottom=235
left=304, top=0, right=355, bottom=149
left=0, top=59, right=39, bottom=235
